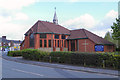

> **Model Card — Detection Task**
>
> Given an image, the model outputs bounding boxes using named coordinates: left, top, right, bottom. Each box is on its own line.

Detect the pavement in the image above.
left=2, top=51, right=120, bottom=77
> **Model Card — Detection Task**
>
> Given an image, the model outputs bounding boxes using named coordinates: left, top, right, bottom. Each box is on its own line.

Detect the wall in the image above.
left=39, top=48, right=53, bottom=52
left=104, top=45, right=115, bottom=52
left=78, top=39, right=95, bottom=52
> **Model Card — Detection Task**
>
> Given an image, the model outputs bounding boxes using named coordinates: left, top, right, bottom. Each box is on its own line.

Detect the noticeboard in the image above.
left=95, top=45, right=104, bottom=51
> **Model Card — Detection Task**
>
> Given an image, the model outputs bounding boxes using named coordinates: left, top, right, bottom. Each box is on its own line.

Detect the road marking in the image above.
left=12, top=68, right=44, bottom=77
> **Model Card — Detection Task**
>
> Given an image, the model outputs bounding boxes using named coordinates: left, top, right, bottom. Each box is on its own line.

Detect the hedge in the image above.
left=7, top=49, right=120, bottom=70
left=22, top=49, right=50, bottom=62
left=7, top=50, right=22, bottom=57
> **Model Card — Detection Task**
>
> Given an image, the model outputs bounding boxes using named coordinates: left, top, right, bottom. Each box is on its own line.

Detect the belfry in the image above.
left=53, top=7, right=58, bottom=24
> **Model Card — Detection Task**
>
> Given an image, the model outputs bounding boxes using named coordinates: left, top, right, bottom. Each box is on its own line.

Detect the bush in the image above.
left=50, top=51, right=120, bottom=69
left=7, top=50, right=22, bottom=57
left=22, top=49, right=50, bottom=61
left=7, top=49, right=120, bottom=70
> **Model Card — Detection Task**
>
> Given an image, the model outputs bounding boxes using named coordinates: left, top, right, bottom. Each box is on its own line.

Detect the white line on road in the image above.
left=12, top=68, right=44, bottom=77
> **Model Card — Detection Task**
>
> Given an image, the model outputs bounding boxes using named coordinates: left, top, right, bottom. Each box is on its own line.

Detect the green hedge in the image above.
left=7, top=50, right=22, bottom=57
left=22, top=49, right=50, bottom=62
left=7, top=49, right=120, bottom=70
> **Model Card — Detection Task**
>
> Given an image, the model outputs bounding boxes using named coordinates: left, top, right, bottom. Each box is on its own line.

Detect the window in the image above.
left=49, top=40, right=51, bottom=47
left=55, top=35, right=59, bottom=39
left=62, top=35, right=65, bottom=39
left=30, top=33, right=34, bottom=47
left=55, top=40, right=56, bottom=47
left=62, top=40, right=63, bottom=47
left=40, top=40, right=42, bottom=47
left=40, top=34, right=46, bottom=38
left=44, top=40, right=47, bottom=47
left=64, top=40, right=66, bottom=47
left=58, top=40, right=59, bottom=47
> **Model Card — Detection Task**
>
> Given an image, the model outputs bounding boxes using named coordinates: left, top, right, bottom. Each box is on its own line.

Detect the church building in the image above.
left=20, top=9, right=115, bottom=52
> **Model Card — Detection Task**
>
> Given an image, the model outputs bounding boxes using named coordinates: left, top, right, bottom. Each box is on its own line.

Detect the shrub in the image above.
left=7, top=50, right=22, bottom=57
left=22, top=49, right=50, bottom=61
left=8, top=49, right=120, bottom=70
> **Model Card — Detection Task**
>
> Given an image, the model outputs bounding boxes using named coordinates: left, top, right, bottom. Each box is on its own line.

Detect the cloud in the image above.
left=105, top=10, right=118, bottom=18
left=61, top=10, right=118, bottom=38
left=0, top=0, right=38, bottom=10
left=61, top=14, right=96, bottom=29
left=0, top=0, right=38, bottom=40
left=14, top=12, right=29, bottom=20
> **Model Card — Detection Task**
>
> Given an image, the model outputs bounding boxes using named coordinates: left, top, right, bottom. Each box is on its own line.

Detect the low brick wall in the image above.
left=38, top=48, right=53, bottom=52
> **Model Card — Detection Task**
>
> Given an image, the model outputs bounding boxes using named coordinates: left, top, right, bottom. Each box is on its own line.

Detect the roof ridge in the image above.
left=83, top=29, right=100, bottom=44
left=39, top=21, right=54, bottom=33
left=83, top=29, right=88, bottom=38
left=84, top=29, right=114, bottom=44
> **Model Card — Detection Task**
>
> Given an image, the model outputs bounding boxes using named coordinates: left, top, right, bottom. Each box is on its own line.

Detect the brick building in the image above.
left=20, top=9, right=115, bottom=52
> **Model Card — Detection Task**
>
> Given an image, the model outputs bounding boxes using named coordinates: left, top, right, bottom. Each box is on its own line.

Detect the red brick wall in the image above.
left=104, top=45, right=115, bottom=52
left=78, top=39, right=115, bottom=52
left=24, top=36, right=29, bottom=49
left=78, top=39, right=95, bottom=52
left=34, top=34, right=40, bottom=49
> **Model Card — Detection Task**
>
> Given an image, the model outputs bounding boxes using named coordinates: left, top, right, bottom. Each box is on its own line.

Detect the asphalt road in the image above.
left=2, top=57, right=118, bottom=78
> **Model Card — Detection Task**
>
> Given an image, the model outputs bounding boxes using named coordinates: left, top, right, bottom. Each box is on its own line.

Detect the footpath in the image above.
left=2, top=52, right=119, bottom=77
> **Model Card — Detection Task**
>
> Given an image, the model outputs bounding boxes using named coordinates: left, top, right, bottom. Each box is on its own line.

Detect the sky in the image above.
left=0, top=0, right=119, bottom=40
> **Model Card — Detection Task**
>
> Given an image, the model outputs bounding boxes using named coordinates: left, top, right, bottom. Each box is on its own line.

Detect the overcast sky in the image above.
left=0, top=0, right=119, bottom=40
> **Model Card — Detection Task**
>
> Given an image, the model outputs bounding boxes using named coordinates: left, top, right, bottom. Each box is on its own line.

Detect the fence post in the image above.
left=84, top=59, right=86, bottom=67
left=49, top=56, right=51, bottom=63
left=103, top=60, right=105, bottom=68
left=57, top=57, right=60, bottom=63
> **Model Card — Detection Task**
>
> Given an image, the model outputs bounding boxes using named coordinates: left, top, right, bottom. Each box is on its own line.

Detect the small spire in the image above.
left=53, top=7, right=58, bottom=24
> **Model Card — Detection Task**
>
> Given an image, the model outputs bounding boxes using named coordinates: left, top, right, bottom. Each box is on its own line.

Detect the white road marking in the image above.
left=12, top=68, right=44, bottom=76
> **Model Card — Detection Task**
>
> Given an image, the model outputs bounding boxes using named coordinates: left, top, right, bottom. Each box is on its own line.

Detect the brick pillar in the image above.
left=53, top=40, right=56, bottom=51
left=69, top=40, right=71, bottom=51
left=42, top=39, right=44, bottom=48
left=34, top=34, right=40, bottom=49
left=46, top=34, right=48, bottom=48
left=59, top=34, right=63, bottom=51
left=25, top=36, right=29, bottom=49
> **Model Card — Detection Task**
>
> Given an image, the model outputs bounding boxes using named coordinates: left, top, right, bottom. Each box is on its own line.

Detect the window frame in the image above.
left=62, top=35, right=65, bottom=39
left=44, top=40, right=47, bottom=47
left=55, top=35, right=59, bottom=39
left=49, top=40, right=51, bottom=47
left=40, top=34, right=46, bottom=38
left=40, top=40, right=42, bottom=47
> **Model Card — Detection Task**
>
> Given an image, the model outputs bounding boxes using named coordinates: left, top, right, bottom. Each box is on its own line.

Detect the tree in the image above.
left=111, top=18, right=120, bottom=40
left=104, top=31, right=112, bottom=42
left=104, top=32, right=119, bottom=49
left=111, top=18, right=120, bottom=51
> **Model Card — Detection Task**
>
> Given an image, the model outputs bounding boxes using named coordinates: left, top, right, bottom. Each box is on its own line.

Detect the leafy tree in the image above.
left=111, top=18, right=120, bottom=40
left=104, top=32, right=119, bottom=49
left=111, top=18, right=120, bottom=51
left=104, top=31, right=112, bottom=42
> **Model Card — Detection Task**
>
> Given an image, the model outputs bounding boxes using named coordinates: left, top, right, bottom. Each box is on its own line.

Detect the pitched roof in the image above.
left=25, top=20, right=70, bottom=35
left=1, top=37, right=22, bottom=44
left=67, top=29, right=114, bottom=45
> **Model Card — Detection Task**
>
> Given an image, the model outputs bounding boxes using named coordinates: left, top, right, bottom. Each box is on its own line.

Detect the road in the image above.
left=1, top=52, right=118, bottom=78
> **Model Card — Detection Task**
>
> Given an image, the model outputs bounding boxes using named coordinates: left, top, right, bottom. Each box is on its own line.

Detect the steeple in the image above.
left=53, top=7, right=58, bottom=24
